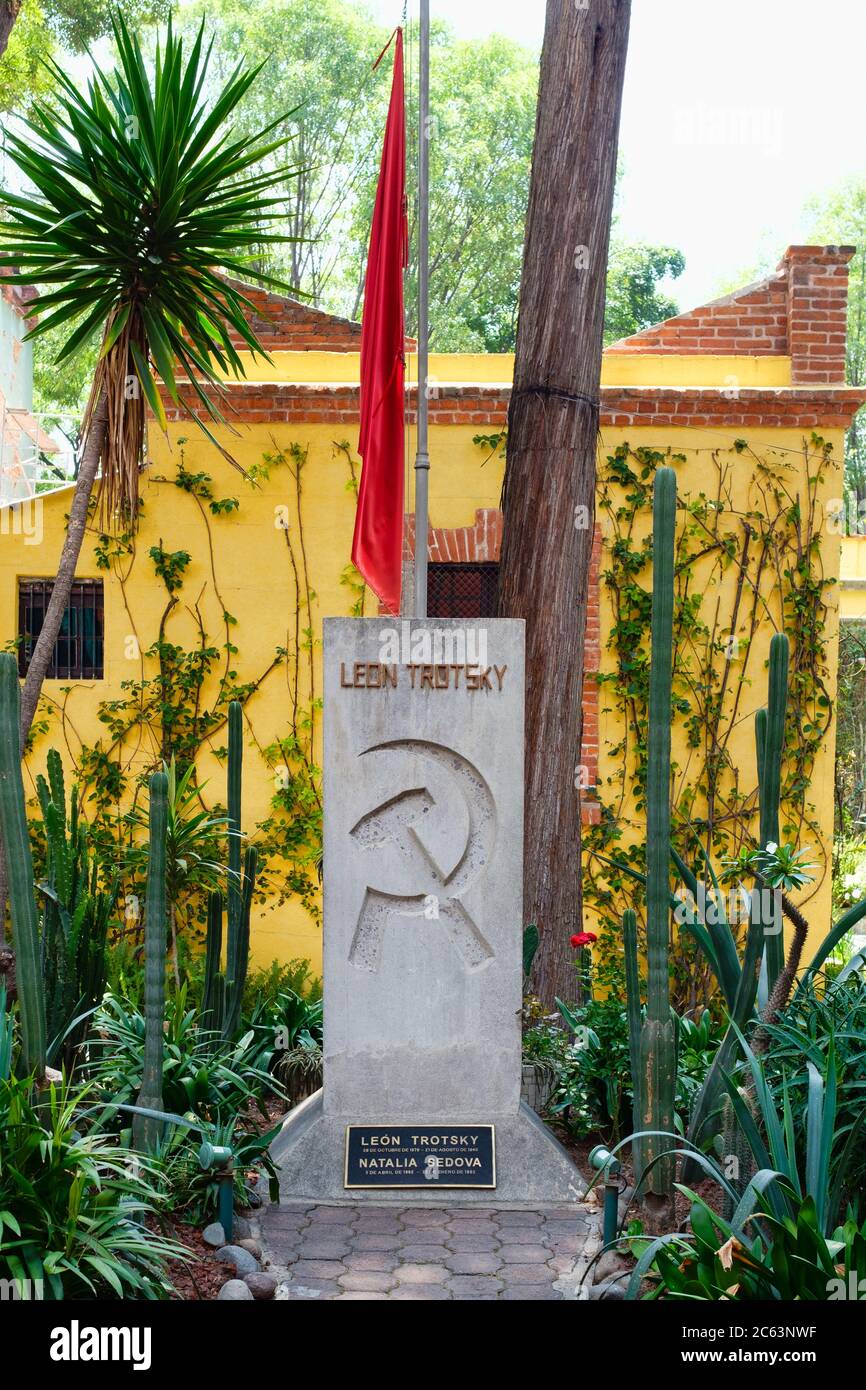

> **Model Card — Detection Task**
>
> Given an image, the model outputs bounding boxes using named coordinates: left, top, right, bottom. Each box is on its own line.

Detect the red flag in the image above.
left=352, top=28, right=408, bottom=615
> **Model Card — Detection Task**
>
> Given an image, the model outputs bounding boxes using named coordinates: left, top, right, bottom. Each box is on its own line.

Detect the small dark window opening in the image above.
left=18, top=579, right=104, bottom=679
left=428, top=562, right=499, bottom=619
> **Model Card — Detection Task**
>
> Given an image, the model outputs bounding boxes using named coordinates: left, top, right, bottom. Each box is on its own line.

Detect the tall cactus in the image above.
left=38, top=748, right=115, bottom=1069
left=758, top=634, right=788, bottom=987
left=681, top=643, right=789, bottom=1177
left=201, top=701, right=256, bottom=1041
left=224, top=844, right=256, bottom=1038
left=201, top=888, right=223, bottom=1031
left=133, top=769, right=168, bottom=1153
left=638, top=466, right=678, bottom=1214
left=622, top=908, right=643, bottom=1184
left=0, top=653, right=45, bottom=1078
left=225, top=700, right=243, bottom=994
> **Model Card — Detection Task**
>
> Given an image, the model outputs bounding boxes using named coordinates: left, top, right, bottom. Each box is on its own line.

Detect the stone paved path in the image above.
left=258, top=1200, right=600, bottom=1300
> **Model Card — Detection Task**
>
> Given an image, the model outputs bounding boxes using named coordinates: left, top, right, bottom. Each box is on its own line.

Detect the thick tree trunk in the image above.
left=0, top=395, right=107, bottom=948
left=497, top=0, right=631, bottom=1007
left=0, top=2, right=21, bottom=61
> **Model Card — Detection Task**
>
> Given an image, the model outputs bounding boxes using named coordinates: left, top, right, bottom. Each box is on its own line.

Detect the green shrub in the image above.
left=833, top=829, right=866, bottom=922
left=761, top=971, right=866, bottom=1208
left=676, top=1010, right=726, bottom=1119
left=642, top=1189, right=866, bottom=1301
left=615, top=1030, right=865, bottom=1238
left=242, top=958, right=322, bottom=1012
left=0, top=1067, right=184, bottom=1299
left=549, top=997, right=634, bottom=1138
left=87, top=986, right=281, bottom=1125
left=154, top=1114, right=282, bottom=1223
left=543, top=998, right=721, bottom=1141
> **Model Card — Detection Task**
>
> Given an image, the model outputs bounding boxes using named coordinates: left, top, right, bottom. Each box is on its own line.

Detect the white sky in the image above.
left=371, top=0, right=866, bottom=310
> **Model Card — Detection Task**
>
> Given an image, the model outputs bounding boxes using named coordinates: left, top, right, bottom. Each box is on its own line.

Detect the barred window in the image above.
left=428, top=563, right=499, bottom=619
left=18, top=579, right=104, bottom=679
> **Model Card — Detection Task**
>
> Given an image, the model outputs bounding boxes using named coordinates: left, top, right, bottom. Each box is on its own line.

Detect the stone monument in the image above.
left=272, top=617, right=581, bottom=1203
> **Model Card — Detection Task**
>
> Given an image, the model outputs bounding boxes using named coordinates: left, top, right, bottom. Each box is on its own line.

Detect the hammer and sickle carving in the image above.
left=347, top=739, right=496, bottom=973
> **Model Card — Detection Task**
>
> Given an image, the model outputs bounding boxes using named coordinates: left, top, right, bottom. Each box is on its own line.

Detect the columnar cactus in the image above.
left=622, top=908, right=643, bottom=1182
left=224, top=844, right=256, bottom=1037
left=225, top=700, right=243, bottom=993
left=758, top=633, right=789, bottom=987
left=681, top=647, right=789, bottom=1176
left=0, top=653, right=45, bottom=1078
left=133, top=769, right=168, bottom=1153
left=638, top=466, right=678, bottom=1213
left=38, top=747, right=114, bottom=1069
left=201, top=888, right=223, bottom=1031
left=201, top=701, right=256, bottom=1041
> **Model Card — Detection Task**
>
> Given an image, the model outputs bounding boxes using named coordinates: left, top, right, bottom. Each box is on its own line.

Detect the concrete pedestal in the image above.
left=273, top=618, right=582, bottom=1205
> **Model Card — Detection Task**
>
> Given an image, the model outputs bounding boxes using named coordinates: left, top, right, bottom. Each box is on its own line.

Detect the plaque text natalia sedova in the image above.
left=344, top=1125, right=496, bottom=1189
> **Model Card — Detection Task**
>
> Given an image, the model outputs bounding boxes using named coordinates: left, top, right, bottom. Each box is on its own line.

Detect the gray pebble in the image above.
left=244, top=1272, right=277, bottom=1300
left=202, top=1222, right=226, bottom=1248
left=217, top=1279, right=254, bottom=1300
left=216, top=1244, right=259, bottom=1276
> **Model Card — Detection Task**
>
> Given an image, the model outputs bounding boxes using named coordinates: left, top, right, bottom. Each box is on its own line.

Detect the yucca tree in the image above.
left=0, top=11, right=297, bottom=750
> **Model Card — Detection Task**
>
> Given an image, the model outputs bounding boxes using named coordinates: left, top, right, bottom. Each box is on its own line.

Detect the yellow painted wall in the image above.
left=223, top=351, right=792, bottom=389
left=0, top=348, right=843, bottom=972
left=592, top=424, right=842, bottom=957
left=841, top=536, right=866, bottom=621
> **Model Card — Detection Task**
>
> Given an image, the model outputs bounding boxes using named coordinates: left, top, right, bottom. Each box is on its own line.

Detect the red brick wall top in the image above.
left=213, top=246, right=857, bottom=384
left=161, top=380, right=866, bottom=431
left=225, top=277, right=417, bottom=354
left=606, top=245, right=855, bottom=385
left=226, top=277, right=364, bottom=352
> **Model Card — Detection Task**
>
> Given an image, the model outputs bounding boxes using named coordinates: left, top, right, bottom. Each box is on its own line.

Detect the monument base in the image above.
left=270, top=1091, right=585, bottom=1206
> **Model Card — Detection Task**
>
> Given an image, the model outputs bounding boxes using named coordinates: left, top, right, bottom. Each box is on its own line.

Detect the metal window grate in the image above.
left=428, top=563, right=499, bottom=619
left=18, top=579, right=104, bottom=679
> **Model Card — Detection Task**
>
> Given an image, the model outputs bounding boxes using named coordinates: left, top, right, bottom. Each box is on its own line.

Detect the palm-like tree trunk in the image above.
left=0, top=2, right=21, bottom=61
left=0, top=395, right=107, bottom=947
left=18, top=395, right=108, bottom=747
left=497, top=0, right=631, bottom=1007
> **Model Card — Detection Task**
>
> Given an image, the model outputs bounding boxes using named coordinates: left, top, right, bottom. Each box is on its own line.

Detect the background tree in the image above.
left=807, top=180, right=866, bottom=531
left=401, top=27, right=538, bottom=351
left=177, top=0, right=391, bottom=309
left=835, top=622, right=866, bottom=830
left=26, top=0, right=684, bottom=429
left=604, top=240, right=684, bottom=345
left=0, top=0, right=55, bottom=112
left=0, top=12, right=297, bottom=939
left=172, top=0, right=678, bottom=352
left=0, top=1, right=21, bottom=58
left=497, top=0, right=632, bottom=1007
left=0, top=0, right=169, bottom=69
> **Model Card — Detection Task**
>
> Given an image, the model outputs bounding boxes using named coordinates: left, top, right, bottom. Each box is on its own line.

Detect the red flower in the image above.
left=570, top=932, right=597, bottom=948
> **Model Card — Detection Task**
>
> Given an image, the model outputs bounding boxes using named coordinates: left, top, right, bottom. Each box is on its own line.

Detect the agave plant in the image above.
left=0, top=11, right=297, bottom=748
left=637, top=1191, right=866, bottom=1302
left=610, top=1028, right=865, bottom=1243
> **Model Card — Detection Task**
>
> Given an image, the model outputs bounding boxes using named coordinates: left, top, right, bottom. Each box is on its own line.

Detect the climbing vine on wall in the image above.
left=29, top=439, right=366, bottom=946
left=584, top=435, right=838, bottom=1011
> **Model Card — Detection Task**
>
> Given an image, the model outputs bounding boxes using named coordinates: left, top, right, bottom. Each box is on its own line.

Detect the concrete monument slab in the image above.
left=272, top=618, right=581, bottom=1204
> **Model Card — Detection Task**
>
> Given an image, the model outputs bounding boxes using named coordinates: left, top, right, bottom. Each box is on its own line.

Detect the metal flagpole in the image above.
left=413, top=0, right=430, bottom=619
